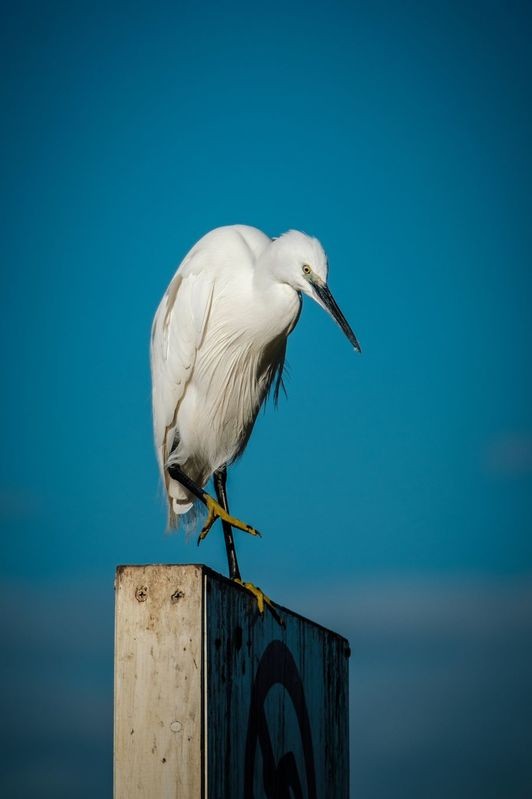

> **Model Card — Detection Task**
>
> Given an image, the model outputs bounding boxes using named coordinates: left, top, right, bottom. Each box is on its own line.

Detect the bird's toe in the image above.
left=233, top=579, right=284, bottom=627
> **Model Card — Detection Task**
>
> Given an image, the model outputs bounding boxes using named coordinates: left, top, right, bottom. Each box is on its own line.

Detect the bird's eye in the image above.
left=302, top=264, right=312, bottom=275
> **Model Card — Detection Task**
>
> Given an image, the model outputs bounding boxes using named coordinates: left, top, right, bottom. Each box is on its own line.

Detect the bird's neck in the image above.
left=254, top=243, right=288, bottom=290
left=252, top=254, right=301, bottom=334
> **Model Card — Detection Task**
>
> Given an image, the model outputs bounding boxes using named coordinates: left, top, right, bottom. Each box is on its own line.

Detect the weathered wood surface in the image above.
left=114, top=564, right=349, bottom=798
left=114, top=565, right=204, bottom=798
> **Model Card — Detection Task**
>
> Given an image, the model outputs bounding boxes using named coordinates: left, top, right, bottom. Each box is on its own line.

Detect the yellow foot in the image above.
left=197, top=495, right=261, bottom=544
left=233, top=579, right=285, bottom=627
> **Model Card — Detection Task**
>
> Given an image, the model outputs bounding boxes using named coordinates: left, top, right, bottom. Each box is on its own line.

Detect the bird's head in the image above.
left=272, top=230, right=361, bottom=353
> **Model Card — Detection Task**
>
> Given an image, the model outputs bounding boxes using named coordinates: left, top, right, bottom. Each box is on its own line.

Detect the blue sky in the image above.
left=1, top=1, right=531, bottom=796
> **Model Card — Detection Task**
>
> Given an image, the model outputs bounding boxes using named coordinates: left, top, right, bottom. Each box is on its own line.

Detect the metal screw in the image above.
left=135, top=585, right=148, bottom=602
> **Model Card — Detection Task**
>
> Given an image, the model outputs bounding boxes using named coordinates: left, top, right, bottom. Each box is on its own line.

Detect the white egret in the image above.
left=151, top=224, right=360, bottom=614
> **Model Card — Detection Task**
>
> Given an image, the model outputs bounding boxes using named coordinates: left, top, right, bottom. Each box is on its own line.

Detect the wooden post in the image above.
left=114, top=564, right=349, bottom=798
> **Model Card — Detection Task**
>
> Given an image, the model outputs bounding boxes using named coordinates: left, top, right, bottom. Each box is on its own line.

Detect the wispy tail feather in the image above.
left=166, top=496, right=207, bottom=540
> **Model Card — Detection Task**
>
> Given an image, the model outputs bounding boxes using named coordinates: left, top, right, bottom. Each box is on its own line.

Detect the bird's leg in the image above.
left=213, top=467, right=241, bottom=580
left=166, top=463, right=261, bottom=542
left=213, top=468, right=284, bottom=626
left=167, top=463, right=281, bottom=624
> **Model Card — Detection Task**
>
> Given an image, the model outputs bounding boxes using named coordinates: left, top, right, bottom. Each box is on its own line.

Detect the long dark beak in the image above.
left=312, top=282, right=362, bottom=353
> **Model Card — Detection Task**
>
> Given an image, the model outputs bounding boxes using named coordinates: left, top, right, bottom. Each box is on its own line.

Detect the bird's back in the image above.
left=183, top=225, right=271, bottom=279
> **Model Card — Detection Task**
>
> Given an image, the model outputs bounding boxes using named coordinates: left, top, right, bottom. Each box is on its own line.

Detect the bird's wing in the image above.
left=150, top=251, right=215, bottom=474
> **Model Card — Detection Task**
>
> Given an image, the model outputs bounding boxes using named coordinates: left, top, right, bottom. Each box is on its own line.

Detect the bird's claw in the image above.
left=233, top=579, right=285, bottom=627
left=197, top=495, right=261, bottom=544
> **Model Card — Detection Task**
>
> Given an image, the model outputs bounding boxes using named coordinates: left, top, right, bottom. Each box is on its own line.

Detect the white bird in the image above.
left=150, top=224, right=360, bottom=611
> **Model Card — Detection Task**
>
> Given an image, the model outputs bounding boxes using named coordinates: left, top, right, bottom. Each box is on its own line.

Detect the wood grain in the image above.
left=114, top=564, right=203, bottom=798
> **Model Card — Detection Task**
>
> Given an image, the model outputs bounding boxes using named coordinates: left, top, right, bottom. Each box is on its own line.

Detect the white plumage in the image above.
left=150, top=224, right=360, bottom=531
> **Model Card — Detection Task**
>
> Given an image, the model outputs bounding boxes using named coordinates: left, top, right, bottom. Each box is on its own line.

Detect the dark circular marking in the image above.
left=244, top=640, right=317, bottom=798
